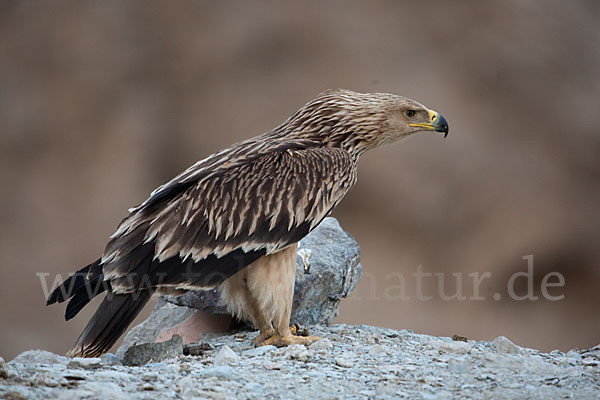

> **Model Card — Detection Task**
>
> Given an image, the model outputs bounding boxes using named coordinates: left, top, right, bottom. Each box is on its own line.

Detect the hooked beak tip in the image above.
left=434, top=113, right=449, bottom=138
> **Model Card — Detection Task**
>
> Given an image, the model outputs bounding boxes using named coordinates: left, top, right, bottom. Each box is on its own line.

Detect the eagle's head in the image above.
left=282, top=89, right=448, bottom=156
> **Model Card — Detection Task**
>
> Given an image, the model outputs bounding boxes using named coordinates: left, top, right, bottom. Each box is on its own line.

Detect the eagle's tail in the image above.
left=66, top=289, right=154, bottom=357
left=47, top=260, right=154, bottom=357
left=46, top=260, right=104, bottom=310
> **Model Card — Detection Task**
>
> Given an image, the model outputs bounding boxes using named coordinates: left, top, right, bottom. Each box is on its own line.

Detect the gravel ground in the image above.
left=2, top=324, right=599, bottom=399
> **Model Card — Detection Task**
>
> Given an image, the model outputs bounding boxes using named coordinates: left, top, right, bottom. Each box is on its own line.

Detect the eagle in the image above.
left=47, top=89, right=448, bottom=357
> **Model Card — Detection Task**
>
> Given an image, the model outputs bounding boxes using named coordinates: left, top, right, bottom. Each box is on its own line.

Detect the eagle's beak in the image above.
left=410, top=110, right=449, bottom=138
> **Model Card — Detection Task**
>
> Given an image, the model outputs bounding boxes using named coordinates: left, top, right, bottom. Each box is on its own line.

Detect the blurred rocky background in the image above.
left=0, top=1, right=598, bottom=359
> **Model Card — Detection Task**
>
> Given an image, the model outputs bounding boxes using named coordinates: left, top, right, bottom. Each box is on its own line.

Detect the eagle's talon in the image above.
left=252, top=329, right=275, bottom=346
left=258, top=334, right=320, bottom=347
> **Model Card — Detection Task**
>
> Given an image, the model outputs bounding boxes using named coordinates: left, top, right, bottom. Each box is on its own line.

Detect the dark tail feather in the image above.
left=64, top=273, right=108, bottom=321
left=46, top=259, right=102, bottom=305
left=46, top=259, right=109, bottom=321
left=67, top=289, right=154, bottom=358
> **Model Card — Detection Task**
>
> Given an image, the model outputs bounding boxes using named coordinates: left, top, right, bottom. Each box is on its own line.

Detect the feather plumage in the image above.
left=103, top=147, right=357, bottom=293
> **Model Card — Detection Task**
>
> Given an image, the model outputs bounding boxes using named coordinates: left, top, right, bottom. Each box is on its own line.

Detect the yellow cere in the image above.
left=409, top=109, right=439, bottom=130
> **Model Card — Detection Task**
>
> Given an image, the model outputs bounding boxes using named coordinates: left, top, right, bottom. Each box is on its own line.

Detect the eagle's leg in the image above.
left=243, top=243, right=319, bottom=347
left=248, top=299, right=275, bottom=345
left=221, top=243, right=319, bottom=347
left=219, top=264, right=274, bottom=344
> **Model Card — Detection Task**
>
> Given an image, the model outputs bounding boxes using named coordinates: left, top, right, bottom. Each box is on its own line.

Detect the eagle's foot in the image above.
left=252, top=328, right=275, bottom=346
left=257, top=333, right=320, bottom=347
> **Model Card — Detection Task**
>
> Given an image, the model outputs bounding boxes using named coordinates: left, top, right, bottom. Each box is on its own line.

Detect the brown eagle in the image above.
left=47, top=89, right=448, bottom=357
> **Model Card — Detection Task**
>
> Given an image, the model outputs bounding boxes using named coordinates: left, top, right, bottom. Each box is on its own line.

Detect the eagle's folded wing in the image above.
left=100, top=147, right=356, bottom=293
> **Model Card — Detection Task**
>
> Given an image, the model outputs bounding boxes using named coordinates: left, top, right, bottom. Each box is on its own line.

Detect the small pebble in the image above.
left=335, top=357, right=353, bottom=368
left=141, top=372, right=159, bottom=382
left=183, top=342, right=213, bottom=356
left=263, top=361, right=281, bottom=370
left=9, top=350, right=70, bottom=365
left=0, top=356, right=6, bottom=379
left=492, top=336, right=521, bottom=354
left=214, top=345, right=240, bottom=364
left=68, top=357, right=102, bottom=370
left=438, top=341, right=471, bottom=355
left=245, top=382, right=264, bottom=394
left=41, top=377, right=60, bottom=387
left=242, top=345, right=277, bottom=357
left=447, top=358, right=471, bottom=373
left=368, top=344, right=386, bottom=355
left=582, top=359, right=599, bottom=367
left=122, top=334, right=183, bottom=366
left=281, top=344, right=311, bottom=361
left=201, top=365, right=234, bottom=378
left=100, top=353, right=121, bottom=366
left=310, top=338, right=333, bottom=351
left=142, top=383, right=156, bottom=391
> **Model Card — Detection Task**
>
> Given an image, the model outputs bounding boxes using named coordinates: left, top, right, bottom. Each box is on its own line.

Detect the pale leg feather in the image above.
left=220, top=243, right=319, bottom=346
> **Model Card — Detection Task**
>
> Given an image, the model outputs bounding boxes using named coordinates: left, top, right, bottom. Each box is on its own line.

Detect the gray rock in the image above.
left=335, top=356, right=353, bottom=368
left=280, top=344, right=313, bottom=362
left=368, top=344, right=387, bottom=355
left=183, top=342, right=213, bottom=356
left=62, top=370, right=90, bottom=381
left=93, top=370, right=132, bottom=383
left=583, top=359, right=599, bottom=367
left=68, top=357, right=102, bottom=370
left=447, top=358, right=472, bottom=373
left=438, top=340, right=472, bottom=354
left=117, top=299, right=196, bottom=359
left=100, top=353, right=121, bottom=366
left=262, top=360, right=282, bottom=370
left=493, top=336, right=522, bottom=354
left=213, top=345, right=239, bottom=364
left=244, top=382, right=264, bottom=395
left=122, top=335, right=183, bottom=366
left=9, top=349, right=70, bottom=365
left=141, top=372, right=159, bottom=382
left=0, top=356, right=6, bottom=379
left=201, top=365, right=234, bottom=378
left=242, top=345, right=277, bottom=357
left=291, top=218, right=362, bottom=325
left=177, top=376, right=206, bottom=399
left=165, top=217, right=361, bottom=326
left=309, top=338, right=333, bottom=351
left=78, top=381, right=128, bottom=400
left=2, top=324, right=599, bottom=399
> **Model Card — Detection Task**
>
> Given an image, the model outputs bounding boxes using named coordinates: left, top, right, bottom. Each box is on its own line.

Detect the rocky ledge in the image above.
left=2, top=325, right=600, bottom=399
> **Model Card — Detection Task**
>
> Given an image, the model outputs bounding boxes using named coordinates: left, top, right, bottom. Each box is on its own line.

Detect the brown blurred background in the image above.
left=1, top=1, right=599, bottom=360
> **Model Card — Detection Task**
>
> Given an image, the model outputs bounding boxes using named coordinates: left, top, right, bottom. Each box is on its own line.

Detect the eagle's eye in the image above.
left=405, top=110, right=416, bottom=118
